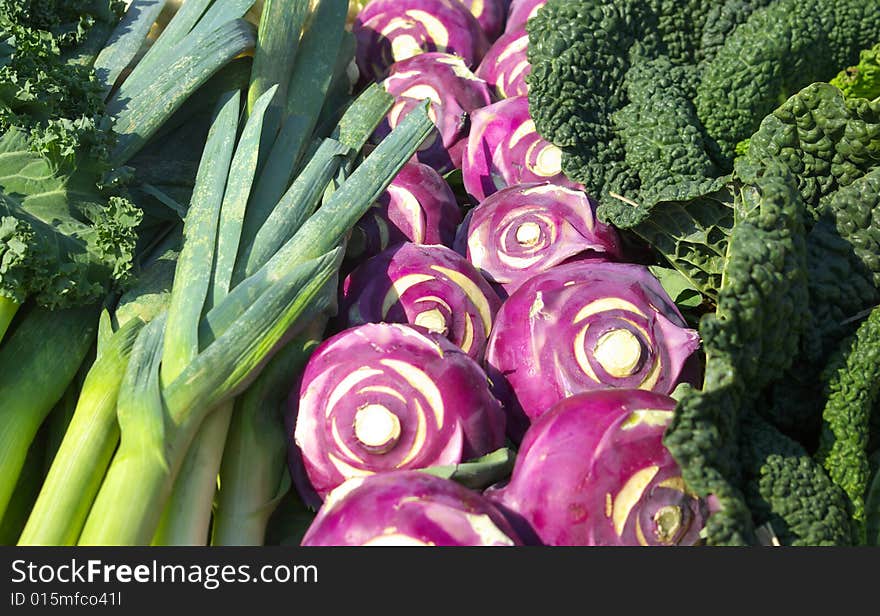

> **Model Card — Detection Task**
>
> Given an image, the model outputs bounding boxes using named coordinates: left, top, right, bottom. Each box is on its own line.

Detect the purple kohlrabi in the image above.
left=353, top=0, right=489, bottom=84
left=462, top=96, right=581, bottom=202
left=373, top=52, right=494, bottom=175
left=486, top=389, right=708, bottom=546
left=459, top=182, right=622, bottom=296
left=302, top=471, right=522, bottom=546
left=504, top=0, right=545, bottom=33
left=485, top=260, right=701, bottom=425
left=459, top=0, right=509, bottom=42
left=290, top=323, right=506, bottom=503
left=340, top=242, right=503, bottom=361
left=475, top=26, right=530, bottom=99
left=348, top=162, right=462, bottom=261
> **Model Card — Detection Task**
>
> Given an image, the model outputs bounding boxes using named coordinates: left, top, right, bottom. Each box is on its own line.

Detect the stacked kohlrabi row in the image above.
left=284, top=0, right=709, bottom=547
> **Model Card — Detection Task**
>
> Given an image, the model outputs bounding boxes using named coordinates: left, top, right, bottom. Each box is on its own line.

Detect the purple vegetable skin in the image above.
left=475, top=27, right=530, bottom=99
left=461, top=183, right=622, bottom=296
left=291, top=323, right=505, bottom=502
left=505, top=0, right=545, bottom=33
left=353, top=0, right=489, bottom=84
left=302, top=471, right=522, bottom=546
left=485, top=260, right=701, bottom=423
left=340, top=242, right=502, bottom=361
left=462, top=96, right=581, bottom=202
left=487, top=389, right=708, bottom=546
left=349, top=162, right=462, bottom=261
left=374, top=52, right=494, bottom=174
left=459, top=0, right=509, bottom=42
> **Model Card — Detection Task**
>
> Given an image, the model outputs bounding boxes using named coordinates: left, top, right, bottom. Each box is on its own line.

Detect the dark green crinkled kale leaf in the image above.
left=527, top=0, right=880, bottom=548
left=748, top=85, right=880, bottom=360
left=814, top=306, right=880, bottom=527
left=663, top=159, right=809, bottom=545
left=745, top=83, right=880, bottom=220
left=659, top=85, right=880, bottom=543
left=527, top=0, right=880, bottom=241
left=695, top=0, right=880, bottom=166
left=741, top=410, right=855, bottom=546
left=610, top=54, right=725, bottom=220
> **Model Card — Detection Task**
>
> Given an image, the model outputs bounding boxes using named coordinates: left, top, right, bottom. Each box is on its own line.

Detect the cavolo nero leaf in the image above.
left=745, top=84, right=880, bottom=361
left=663, top=158, right=810, bottom=545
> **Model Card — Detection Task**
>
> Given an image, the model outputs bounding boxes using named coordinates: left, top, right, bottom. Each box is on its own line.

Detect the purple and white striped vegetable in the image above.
left=462, top=96, right=581, bottom=202
left=475, top=26, right=531, bottom=99
left=459, top=0, right=508, bottom=42
left=505, top=0, right=545, bottom=33
left=374, top=52, right=494, bottom=174
left=485, top=260, right=701, bottom=423
left=340, top=243, right=502, bottom=361
left=301, top=471, right=522, bottom=546
left=487, top=389, right=708, bottom=546
left=459, top=183, right=622, bottom=296
left=349, top=162, right=462, bottom=261
left=291, top=323, right=506, bottom=502
left=353, top=0, right=489, bottom=85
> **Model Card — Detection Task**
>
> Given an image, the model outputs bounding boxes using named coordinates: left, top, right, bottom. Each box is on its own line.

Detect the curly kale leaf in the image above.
left=625, top=83, right=880, bottom=307
left=814, top=306, right=880, bottom=526
left=805, top=224, right=879, bottom=363
left=0, top=1, right=124, bottom=50
left=801, top=138, right=880, bottom=361
left=666, top=384, right=756, bottom=546
left=741, top=410, right=855, bottom=546
left=824, top=167, right=880, bottom=282
left=0, top=1, right=122, bottom=167
left=663, top=160, right=809, bottom=545
left=598, top=54, right=730, bottom=299
left=526, top=0, right=640, bottom=205
left=0, top=129, right=140, bottom=307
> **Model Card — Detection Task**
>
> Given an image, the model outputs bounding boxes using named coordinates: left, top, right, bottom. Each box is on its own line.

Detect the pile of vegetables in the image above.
left=2, top=0, right=879, bottom=547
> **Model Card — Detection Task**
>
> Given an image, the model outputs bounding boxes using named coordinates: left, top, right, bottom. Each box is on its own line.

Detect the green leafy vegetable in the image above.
left=663, top=159, right=809, bottom=546
left=0, top=0, right=259, bottom=340
left=829, top=42, right=880, bottom=102
left=526, top=0, right=880, bottom=260
left=740, top=411, right=855, bottom=546
left=814, top=306, right=880, bottom=528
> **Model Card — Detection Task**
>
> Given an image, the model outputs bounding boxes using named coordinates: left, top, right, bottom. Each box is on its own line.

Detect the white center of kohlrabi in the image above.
left=515, top=221, right=542, bottom=247
left=413, top=308, right=448, bottom=335
left=534, top=144, right=563, bottom=177
left=354, top=404, right=401, bottom=451
left=593, top=329, right=642, bottom=378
